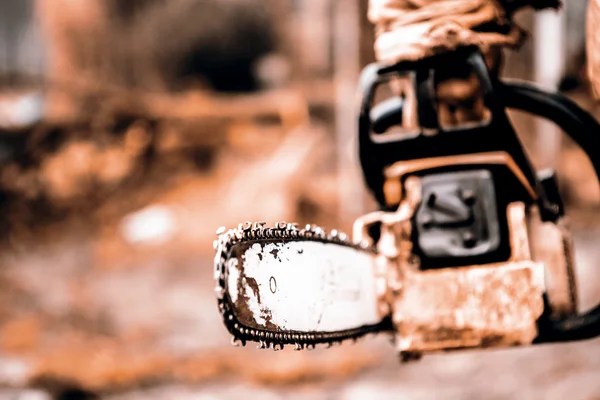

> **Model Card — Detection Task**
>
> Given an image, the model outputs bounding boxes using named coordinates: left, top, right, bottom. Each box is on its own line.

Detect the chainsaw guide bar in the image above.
left=213, top=222, right=392, bottom=350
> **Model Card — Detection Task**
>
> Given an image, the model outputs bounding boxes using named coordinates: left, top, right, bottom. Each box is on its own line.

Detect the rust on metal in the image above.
left=393, top=260, right=545, bottom=354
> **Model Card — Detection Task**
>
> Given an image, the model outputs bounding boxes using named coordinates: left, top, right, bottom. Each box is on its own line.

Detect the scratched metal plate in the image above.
left=225, top=240, right=382, bottom=333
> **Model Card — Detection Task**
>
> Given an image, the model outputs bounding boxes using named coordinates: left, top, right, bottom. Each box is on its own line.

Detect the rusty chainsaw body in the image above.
left=214, top=47, right=600, bottom=360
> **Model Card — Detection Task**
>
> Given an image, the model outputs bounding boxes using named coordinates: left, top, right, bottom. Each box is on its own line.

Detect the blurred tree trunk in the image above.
left=35, top=0, right=108, bottom=121
left=0, top=0, right=45, bottom=85
left=359, top=0, right=376, bottom=67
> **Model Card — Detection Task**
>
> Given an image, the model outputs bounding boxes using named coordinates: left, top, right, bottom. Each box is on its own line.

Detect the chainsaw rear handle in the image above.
left=501, top=81, right=600, bottom=343
left=358, top=47, right=600, bottom=343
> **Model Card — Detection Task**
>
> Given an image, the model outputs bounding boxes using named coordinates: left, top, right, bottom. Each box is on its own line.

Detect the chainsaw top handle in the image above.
left=358, top=46, right=600, bottom=344
left=359, top=46, right=559, bottom=222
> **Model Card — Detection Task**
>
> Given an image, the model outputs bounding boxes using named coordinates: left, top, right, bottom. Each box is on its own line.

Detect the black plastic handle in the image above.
left=500, top=81, right=600, bottom=343
left=359, top=46, right=499, bottom=141
left=358, top=47, right=552, bottom=218
left=501, top=81, right=600, bottom=189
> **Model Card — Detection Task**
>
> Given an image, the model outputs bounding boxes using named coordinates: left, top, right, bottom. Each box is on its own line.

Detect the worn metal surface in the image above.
left=226, top=240, right=381, bottom=333
left=394, top=260, right=545, bottom=354
left=214, top=222, right=389, bottom=349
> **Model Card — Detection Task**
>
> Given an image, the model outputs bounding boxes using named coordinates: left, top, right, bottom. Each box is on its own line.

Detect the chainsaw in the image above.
left=213, top=46, right=600, bottom=360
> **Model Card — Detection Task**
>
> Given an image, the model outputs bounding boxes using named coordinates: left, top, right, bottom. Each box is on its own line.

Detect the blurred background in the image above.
left=0, top=0, right=599, bottom=399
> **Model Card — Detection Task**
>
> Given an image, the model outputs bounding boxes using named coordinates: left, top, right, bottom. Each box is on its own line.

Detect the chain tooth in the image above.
left=275, top=221, right=287, bottom=229
left=216, top=226, right=227, bottom=235
left=231, top=336, right=241, bottom=347
left=294, top=343, right=302, bottom=351
left=215, top=286, right=225, bottom=300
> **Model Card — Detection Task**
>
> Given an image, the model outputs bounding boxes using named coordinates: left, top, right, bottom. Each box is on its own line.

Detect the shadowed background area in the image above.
left=0, top=1, right=599, bottom=399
